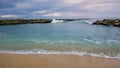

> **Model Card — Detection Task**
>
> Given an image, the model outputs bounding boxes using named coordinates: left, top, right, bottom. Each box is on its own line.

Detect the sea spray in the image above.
left=51, top=19, right=64, bottom=23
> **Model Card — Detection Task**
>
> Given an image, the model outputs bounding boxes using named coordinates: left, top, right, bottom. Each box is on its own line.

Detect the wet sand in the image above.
left=0, top=53, right=120, bottom=68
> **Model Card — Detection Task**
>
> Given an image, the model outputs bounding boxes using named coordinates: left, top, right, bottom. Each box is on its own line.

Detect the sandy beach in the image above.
left=0, top=53, right=120, bottom=68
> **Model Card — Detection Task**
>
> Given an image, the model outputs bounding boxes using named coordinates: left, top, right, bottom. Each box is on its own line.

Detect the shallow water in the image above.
left=0, top=20, right=120, bottom=58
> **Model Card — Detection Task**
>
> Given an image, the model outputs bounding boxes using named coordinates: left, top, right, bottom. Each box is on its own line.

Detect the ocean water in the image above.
left=0, top=20, right=120, bottom=59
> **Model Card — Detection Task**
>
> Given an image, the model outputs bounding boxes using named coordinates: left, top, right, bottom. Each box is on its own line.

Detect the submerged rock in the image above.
left=92, top=19, right=120, bottom=27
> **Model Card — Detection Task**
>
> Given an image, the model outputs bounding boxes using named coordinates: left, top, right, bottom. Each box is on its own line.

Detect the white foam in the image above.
left=51, top=19, right=64, bottom=23
left=107, top=40, right=120, bottom=43
left=82, top=19, right=97, bottom=24
left=84, top=20, right=93, bottom=24
left=83, top=39, right=102, bottom=44
left=29, top=39, right=82, bottom=44
left=0, top=49, right=120, bottom=59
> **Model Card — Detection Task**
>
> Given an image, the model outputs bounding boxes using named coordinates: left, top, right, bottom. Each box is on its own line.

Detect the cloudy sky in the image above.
left=0, top=0, right=120, bottom=19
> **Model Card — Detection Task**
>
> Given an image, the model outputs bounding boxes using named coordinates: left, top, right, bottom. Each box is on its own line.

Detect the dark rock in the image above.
left=92, top=19, right=120, bottom=27
left=0, top=19, right=52, bottom=25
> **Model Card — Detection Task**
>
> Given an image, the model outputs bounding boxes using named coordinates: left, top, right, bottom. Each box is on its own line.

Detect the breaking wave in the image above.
left=51, top=19, right=64, bottom=23
left=82, top=19, right=96, bottom=24
left=0, top=49, right=120, bottom=60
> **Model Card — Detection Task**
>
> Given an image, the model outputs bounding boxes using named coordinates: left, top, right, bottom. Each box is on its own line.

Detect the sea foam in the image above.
left=51, top=19, right=64, bottom=23
left=0, top=49, right=120, bottom=60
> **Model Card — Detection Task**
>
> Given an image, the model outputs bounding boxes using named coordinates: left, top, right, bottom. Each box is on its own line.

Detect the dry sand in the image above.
left=0, top=53, right=120, bottom=68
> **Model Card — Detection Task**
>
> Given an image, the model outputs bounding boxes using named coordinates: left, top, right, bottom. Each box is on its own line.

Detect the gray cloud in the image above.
left=0, top=0, right=120, bottom=18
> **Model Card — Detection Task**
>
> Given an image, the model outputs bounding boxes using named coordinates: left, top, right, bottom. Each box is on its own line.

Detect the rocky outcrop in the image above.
left=0, top=19, right=79, bottom=25
left=92, top=19, right=120, bottom=27
left=0, top=19, right=52, bottom=25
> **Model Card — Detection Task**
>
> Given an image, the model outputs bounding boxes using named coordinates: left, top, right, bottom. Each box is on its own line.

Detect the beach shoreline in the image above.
left=0, top=53, right=120, bottom=68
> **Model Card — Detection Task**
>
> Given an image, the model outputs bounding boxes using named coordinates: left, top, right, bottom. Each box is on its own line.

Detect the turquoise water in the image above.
left=0, top=20, right=120, bottom=58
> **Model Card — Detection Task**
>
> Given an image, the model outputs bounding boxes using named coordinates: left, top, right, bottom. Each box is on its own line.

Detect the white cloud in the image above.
left=43, top=11, right=82, bottom=18
left=0, top=0, right=119, bottom=18
left=44, top=13, right=62, bottom=17
left=62, top=0, right=84, bottom=5
left=66, top=12, right=82, bottom=17
left=14, top=0, right=50, bottom=10
left=0, top=15, right=17, bottom=18
left=81, top=2, right=116, bottom=11
left=31, top=10, right=47, bottom=14
left=15, top=2, right=32, bottom=9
